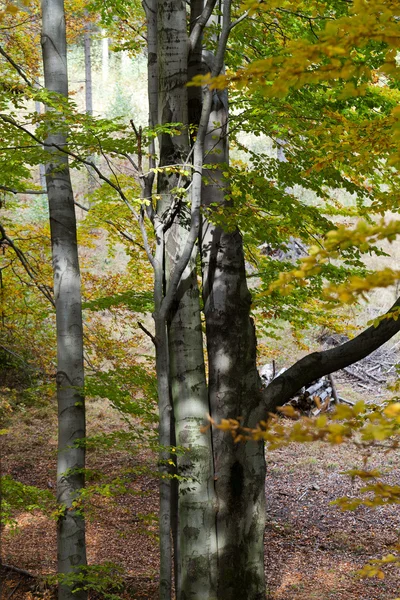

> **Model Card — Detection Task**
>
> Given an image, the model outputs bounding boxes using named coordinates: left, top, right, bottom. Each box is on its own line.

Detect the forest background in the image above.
left=1, top=1, right=400, bottom=599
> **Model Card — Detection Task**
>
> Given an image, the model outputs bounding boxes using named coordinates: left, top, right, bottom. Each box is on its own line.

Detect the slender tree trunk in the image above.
left=143, top=6, right=174, bottom=598
left=153, top=227, right=173, bottom=600
left=84, top=23, right=93, bottom=117
left=166, top=239, right=217, bottom=600
left=40, top=3, right=87, bottom=600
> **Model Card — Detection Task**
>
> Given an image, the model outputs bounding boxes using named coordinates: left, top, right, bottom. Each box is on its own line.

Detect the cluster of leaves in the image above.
left=48, top=562, right=125, bottom=600
left=266, top=219, right=400, bottom=304
left=0, top=474, right=56, bottom=528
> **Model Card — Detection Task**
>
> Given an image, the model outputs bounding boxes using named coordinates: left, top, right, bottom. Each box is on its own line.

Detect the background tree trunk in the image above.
left=40, top=2, right=87, bottom=599
left=83, top=18, right=95, bottom=195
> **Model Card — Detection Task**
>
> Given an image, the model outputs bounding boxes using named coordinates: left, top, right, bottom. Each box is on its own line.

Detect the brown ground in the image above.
left=1, top=384, right=400, bottom=600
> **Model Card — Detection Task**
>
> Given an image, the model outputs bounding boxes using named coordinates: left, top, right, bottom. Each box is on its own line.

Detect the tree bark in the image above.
left=192, top=3, right=266, bottom=596
left=153, top=227, right=173, bottom=600
left=40, top=2, right=87, bottom=600
left=156, top=2, right=217, bottom=597
left=200, top=119, right=266, bottom=599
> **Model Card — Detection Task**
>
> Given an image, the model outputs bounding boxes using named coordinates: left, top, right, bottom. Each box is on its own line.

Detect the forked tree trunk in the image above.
left=200, top=90, right=266, bottom=600
left=156, top=1, right=217, bottom=598
left=153, top=0, right=265, bottom=596
left=189, top=2, right=266, bottom=594
left=41, top=2, right=87, bottom=600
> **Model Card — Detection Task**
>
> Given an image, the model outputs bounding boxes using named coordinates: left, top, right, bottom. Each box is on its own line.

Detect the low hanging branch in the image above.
left=0, top=186, right=46, bottom=195
left=262, top=297, right=400, bottom=414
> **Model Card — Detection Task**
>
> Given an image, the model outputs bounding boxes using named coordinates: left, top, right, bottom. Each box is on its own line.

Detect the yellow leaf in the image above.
left=277, top=405, right=299, bottom=419
left=384, top=403, right=400, bottom=418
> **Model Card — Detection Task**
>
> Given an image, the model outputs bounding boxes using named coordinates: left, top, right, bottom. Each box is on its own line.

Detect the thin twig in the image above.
left=6, top=581, right=21, bottom=600
left=138, top=321, right=157, bottom=346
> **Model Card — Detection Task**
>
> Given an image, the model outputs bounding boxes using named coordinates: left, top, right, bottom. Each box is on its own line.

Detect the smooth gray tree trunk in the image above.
left=199, top=95, right=266, bottom=600
left=145, top=1, right=265, bottom=597
left=156, top=2, right=217, bottom=597
left=41, top=2, right=87, bottom=600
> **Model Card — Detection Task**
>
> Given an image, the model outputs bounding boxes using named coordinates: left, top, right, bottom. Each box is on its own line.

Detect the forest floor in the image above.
left=1, top=373, right=400, bottom=600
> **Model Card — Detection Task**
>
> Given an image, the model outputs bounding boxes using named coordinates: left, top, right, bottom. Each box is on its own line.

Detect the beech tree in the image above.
left=1, top=1, right=400, bottom=599
left=41, top=1, right=87, bottom=598
left=140, top=1, right=400, bottom=598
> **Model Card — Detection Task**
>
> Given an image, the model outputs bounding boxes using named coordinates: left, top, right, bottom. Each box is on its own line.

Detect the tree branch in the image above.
left=0, top=223, right=54, bottom=306
left=262, top=297, right=400, bottom=413
left=0, top=45, right=33, bottom=86
left=0, top=185, right=46, bottom=195
left=189, top=0, right=217, bottom=51
left=137, top=320, right=157, bottom=345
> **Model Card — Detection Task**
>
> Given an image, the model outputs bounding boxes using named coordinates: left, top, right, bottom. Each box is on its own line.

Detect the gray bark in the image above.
left=156, top=2, right=217, bottom=597
left=200, top=103, right=266, bottom=600
left=40, top=2, right=87, bottom=600
left=152, top=0, right=265, bottom=595
left=143, top=7, right=173, bottom=598
left=194, top=3, right=266, bottom=597
left=153, top=226, right=173, bottom=600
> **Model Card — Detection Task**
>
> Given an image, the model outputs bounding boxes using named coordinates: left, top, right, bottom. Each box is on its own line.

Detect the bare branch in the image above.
left=229, top=9, right=250, bottom=31
left=138, top=320, right=157, bottom=345
left=262, top=297, right=400, bottom=414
